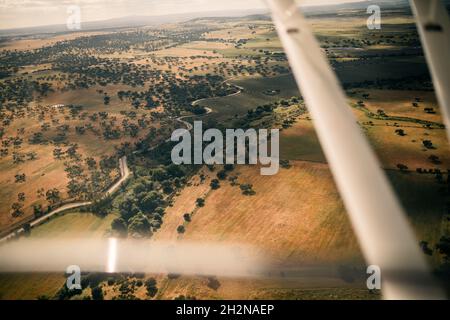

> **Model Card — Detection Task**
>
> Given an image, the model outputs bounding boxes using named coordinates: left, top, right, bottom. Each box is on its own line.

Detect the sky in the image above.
left=0, top=0, right=366, bottom=30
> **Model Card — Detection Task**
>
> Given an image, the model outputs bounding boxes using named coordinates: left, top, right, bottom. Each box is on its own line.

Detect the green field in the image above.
left=30, top=211, right=117, bottom=239
left=0, top=273, right=65, bottom=300
left=280, top=119, right=326, bottom=162
left=198, top=74, right=301, bottom=121
left=388, top=171, right=449, bottom=267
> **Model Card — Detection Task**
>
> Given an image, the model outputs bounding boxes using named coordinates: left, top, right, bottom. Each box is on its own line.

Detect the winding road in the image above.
left=0, top=156, right=131, bottom=244
left=170, top=78, right=243, bottom=134
left=172, top=106, right=212, bottom=133
left=145, top=78, right=243, bottom=148
left=1, top=79, right=243, bottom=244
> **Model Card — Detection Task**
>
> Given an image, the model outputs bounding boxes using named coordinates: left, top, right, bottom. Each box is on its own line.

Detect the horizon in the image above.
left=0, top=0, right=368, bottom=31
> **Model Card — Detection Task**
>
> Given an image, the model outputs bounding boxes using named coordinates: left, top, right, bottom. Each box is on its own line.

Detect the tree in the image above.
left=151, top=168, right=167, bottom=181
left=183, top=213, right=191, bottom=222
left=29, top=132, right=45, bottom=144
left=145, top=278, right=158, bottom=297
left=210, top=179, right=220, bottom=190
left=11, top=202, right=24, bottom=217
left=240, top=184, right=255, bottom=196
left=75, top=126, right=86, bottom=135
left=224, top=164, right=234, bottom=171
left=280, top=159, right=291, bottom=169
left=133, top=182, right=148, bottom=195
left=429, top=155, right=441, bottom=164
left=206, top=277, right=221, bottom=290
left=90, top=198, right=111, bottom=217
left=376, top=109, right=386, bottom=117
left=53, top=148, right=64, bottom=160
left=436, top=236, right=450, bottom=262
left=423, top=140, right=433, bottom=149
left=34, top=204, right=44, bottom=218
left=166, top=164, right=186, bottom=178
left=419, top=241, right=433, bottom=256
left=23, top=223, right=31, bottom=236
left=177, top=225, right=185, bottom=234
left=196, top=198, right=205, bottom=207
left=190, top=105, right=207, bottom=115
left=17, top=192, right=25, bottom=202
left=154, top=207, right=165, bottom=218
left=145, top=97, right=157, bottom=109
left=119, top=196, right=141, bottom=221
left=111, top=218, right=127, bottom=237
left=161, top=180, right=174, bottom=194
left=217, top=170, right=227, bottom=180
left=128, top=214, right=152, bottom=238
left=139, top=191, right=161, bottom=212
left=15, top=173, right=26, bottom=183
left=85, top=157, right=97, bottom=170
left=91, top=286, right=104, bottom=300
left=46, top=188, right=61, bottom=205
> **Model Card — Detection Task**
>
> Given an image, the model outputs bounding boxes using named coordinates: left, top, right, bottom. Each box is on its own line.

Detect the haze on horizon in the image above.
left=0, top=0, right=366, bottom=30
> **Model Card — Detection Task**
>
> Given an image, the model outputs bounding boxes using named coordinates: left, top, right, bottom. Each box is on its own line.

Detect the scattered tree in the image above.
left=91, top=286, right=104, bottom=300
left=111, top=218, right=128, bottom=237
left=196, top=198, right=205, bottom=207
left=145, top=278, right=158, bottom=297
left=177, top=225, right=185, bottom=234
left=210, top=179, right=220, bottom=190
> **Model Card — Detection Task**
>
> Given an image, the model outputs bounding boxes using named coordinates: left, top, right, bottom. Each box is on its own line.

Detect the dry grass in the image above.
left=152, top=88, right=450, bottom=298
left=358, top=89, right=444, bottom=124
left=29, top=211, right=117, bottom=238
left=163, top=162, right=360, bottom=265
left=153, top=47, right=220, bottom=58
left=280, top=119, right=326, bottom=162
left=0, top=31, right=112, bottom=51
left=154, top=276, right=379, bottom=300
left=365, top=124, right=450, bottom=170
left=0, top=144, right=68, bottom=230
left=0, top=84, right=160, bottom=232
left=152, top=161, right=370, bottom=299
left=0, top=273, right=65, bottom=300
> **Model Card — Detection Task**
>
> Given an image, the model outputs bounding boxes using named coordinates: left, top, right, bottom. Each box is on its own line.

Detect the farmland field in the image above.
left=197, top=74, right=300, bottom=121
left=29, top=211, right=117, bottom=238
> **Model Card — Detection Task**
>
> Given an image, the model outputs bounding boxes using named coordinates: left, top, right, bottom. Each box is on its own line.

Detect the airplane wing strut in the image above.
left=266, top=0, right=445, bottom=299
left=410, top=0, right=450, bottom=142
